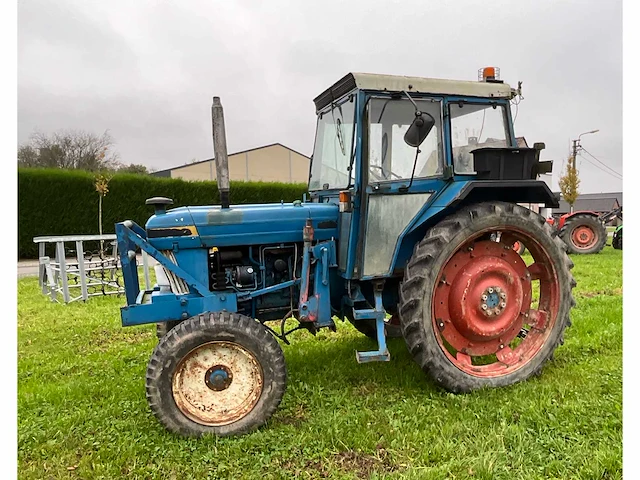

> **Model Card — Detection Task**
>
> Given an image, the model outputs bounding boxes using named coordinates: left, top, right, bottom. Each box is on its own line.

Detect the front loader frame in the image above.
left=115, top=220, right=338, bottom=340
left=115, top=220, right=238, bottom=327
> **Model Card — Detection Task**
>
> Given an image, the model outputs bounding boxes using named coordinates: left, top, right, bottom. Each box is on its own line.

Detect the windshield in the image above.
left=309, top=97, right=356, bottom=191
left=449, top=103, right=510, bottom=174
left=368, top=98, right=443, bottom=184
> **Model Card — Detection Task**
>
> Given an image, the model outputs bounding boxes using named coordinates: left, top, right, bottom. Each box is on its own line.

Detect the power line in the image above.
left=578, top=154, right=622, bottom=180
left=579, top=147, right=622, bottom=177
left=578, top=153, right=622, bottom=180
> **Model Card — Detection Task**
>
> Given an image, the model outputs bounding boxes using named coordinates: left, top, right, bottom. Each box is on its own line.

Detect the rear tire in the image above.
left=399, top=202, right=575, bottom=393
left=559, top=214, right=607, bottom=254
left=146, top=312, right=287, bottom=437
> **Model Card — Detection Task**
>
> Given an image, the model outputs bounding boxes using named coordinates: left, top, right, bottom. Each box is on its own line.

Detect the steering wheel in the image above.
left=369, top=165, right=403, bottom=181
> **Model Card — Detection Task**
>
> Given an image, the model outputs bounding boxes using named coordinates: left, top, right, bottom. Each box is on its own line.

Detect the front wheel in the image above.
left=146, top=312, right=287, bottom=437
left=155, top=321, right=181, bottom=341
left=399, top=202, right=575, bottom=392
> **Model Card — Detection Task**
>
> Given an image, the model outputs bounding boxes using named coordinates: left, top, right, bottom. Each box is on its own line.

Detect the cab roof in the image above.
left=313, top=72, right=514, bottom=111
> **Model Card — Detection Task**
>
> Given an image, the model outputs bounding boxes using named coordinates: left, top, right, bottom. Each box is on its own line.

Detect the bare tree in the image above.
left=17, top=129, right=120, bottom=171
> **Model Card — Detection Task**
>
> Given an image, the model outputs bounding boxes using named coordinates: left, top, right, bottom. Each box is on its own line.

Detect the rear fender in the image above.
left=557, top=211, right=599, bottom=229
left=388, top=180, right=559, bottom=276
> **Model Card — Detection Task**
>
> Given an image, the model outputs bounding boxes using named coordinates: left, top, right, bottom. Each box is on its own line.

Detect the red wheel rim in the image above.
left=432, top=230, right=560, bottom=377
left=571, top=225, right=596, bottom=249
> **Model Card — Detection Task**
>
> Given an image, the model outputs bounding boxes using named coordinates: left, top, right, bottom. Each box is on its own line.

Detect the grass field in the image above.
left=18, top=248, right=622, bottom=479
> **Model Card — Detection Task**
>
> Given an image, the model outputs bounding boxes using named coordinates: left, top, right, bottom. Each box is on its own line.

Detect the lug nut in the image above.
left=495, top=287, right=501, bottom=293
left=486, top=310, right=493, bottom=316
left=488, top=287, right=494, bottom=294
left=481, top=304, right=488, bottom=310
left=500, top=302, right=506, bottom=308
left=482, top=294, right=488, bottom=301
left=500, top=292, right=506, bottom=299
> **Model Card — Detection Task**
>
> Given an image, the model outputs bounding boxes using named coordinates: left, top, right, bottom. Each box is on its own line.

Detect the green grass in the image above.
left=18, top=249, right=623, bottom=479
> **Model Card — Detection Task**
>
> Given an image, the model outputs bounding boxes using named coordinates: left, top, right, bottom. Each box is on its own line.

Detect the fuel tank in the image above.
left=145, top=202, right=339, bottom=250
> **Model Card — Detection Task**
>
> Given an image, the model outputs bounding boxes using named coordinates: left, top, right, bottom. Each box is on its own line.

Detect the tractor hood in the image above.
left=145, top=202, right=339, bottom=249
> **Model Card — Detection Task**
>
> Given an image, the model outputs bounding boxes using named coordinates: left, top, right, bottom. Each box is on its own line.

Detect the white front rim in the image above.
left=172, top=341, right=263, bottom=426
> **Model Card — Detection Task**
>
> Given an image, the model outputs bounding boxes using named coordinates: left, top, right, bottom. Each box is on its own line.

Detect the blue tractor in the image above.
left=116, top=69, right=576, bottom=437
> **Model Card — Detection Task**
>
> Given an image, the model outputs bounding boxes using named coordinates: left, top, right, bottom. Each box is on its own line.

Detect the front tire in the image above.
left=146, top=312, right=287, bottom=437
left=399, top=202, right=575, bottom=393
left=155, top=321, right=181, bottom=341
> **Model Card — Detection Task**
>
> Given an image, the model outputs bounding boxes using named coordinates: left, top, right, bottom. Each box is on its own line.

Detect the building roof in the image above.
left=553, top=191, right=623, bottom=214
left=151, top=143, right=310, bottom=177
left=314, top=72, right=515, bottom=111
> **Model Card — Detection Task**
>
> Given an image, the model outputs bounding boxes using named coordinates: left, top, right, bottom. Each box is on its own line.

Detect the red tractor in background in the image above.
left=549, top=207, right=622, bottom=255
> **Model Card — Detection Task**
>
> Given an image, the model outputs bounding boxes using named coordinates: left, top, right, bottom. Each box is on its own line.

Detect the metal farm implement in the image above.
left=115, top=68, right=575, bottom=437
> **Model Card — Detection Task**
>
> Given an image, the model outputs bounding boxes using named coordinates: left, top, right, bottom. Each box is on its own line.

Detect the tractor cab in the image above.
left=309, top=70, right=515, bottom=193
left=307, top=70, right=552, bottom=279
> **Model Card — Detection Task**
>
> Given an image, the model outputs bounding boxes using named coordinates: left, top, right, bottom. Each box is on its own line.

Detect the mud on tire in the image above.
left=155, top=321, right=181, bottom=341
left=398, top=201, right=575, bottom=393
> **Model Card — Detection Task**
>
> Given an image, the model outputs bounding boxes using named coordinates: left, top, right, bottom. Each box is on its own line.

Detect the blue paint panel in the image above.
left=144, top=207, right=196, bottom=229
left=298, top=240, right=337, bottom=328
left=116, top=220, right=212, bottom=298
left=116, top=222, right=140, bottom=305
left=121, top=292, right=238, bottom=326
left=184, top=203, right=338, bottom=247
left=173, top=248, right=209, bottom=289
left=344, top=90, right=365, bottom=279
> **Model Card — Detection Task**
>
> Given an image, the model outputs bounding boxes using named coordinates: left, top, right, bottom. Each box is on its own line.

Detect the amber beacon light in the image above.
left=478, top=66, right=501, bottom=82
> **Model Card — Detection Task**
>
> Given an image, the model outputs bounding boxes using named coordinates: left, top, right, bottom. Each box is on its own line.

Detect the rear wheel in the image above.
left=559, top=214, right=607, bottom=254
left=512, top=241, right=526, bottom=255
left=399, top=202, right=575, bottom=392
left=146, top=312, right=287, bottom=437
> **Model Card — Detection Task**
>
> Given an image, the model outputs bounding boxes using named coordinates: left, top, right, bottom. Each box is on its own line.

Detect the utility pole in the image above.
left=570, top=139, right=578, bottom=213
left=560, top=130, right=598, bottom=213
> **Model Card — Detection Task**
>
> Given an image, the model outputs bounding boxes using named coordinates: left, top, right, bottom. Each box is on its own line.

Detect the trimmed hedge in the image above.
left=18, top=168, right=308, bottom=258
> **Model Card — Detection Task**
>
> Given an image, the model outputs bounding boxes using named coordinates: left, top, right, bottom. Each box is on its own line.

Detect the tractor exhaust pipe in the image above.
left=211, top=96, right=230, bottom=209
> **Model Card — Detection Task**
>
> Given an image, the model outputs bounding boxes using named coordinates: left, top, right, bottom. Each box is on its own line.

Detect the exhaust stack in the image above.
left=211, top=96, right=230, bottom=209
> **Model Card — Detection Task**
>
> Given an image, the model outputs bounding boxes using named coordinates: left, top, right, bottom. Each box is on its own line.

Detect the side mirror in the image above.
left=404, top=112, right=435, bottom=148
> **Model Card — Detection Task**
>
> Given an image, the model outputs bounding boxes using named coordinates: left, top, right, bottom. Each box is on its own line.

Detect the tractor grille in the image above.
left=161, top=250, right=189, bottom=295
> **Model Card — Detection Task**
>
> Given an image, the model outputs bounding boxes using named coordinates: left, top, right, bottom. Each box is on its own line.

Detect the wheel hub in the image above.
left=435, top=240, right=532, bottom=356
left=205, top=365, right=233, bottom=391
left=479, top=286, right=507, bottom=317
left=572, top=225, right=596, bottom=248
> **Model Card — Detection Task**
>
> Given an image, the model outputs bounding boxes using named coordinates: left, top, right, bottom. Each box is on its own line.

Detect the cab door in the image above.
left=355, top=95, right=447, bottom=279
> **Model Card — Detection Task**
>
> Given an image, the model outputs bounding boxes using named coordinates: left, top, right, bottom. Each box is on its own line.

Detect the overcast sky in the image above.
left=18, top=0, right=622, bottom=193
